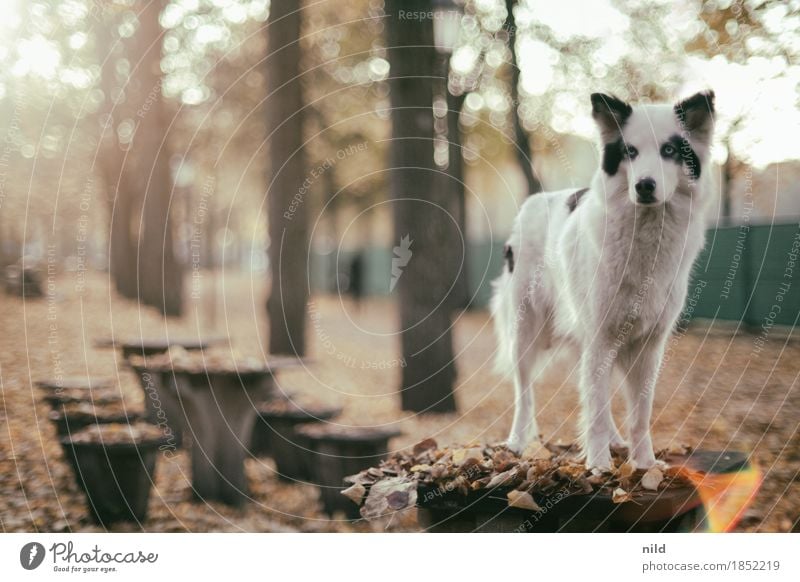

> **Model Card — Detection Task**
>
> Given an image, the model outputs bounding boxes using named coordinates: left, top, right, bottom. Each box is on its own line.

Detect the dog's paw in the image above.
left=505, top=434, right=540, bottom=456
left=585, top=451, right=613, bottom=473
left=505, top=437, right=523, bottom=455
left=630, top=450, right=657, bottom=470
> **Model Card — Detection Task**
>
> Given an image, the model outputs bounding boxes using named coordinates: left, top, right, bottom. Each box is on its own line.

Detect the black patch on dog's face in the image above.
left=503, top=244, right=514, bottom=274
left=602, top=140, right=623, bottom=176
left=664, top=134, right=701, bottom=179
left=603, top=138, right=636, bottom=176
left=567, top=188, right=589, bottom=213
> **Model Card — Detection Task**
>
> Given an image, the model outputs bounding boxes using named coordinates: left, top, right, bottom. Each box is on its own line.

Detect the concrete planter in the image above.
left=255, top=403, right=341, bottom=482
left=49, top=406, right=141, bottom=438
left=61, top=429, right=167, bottom=527
left=298, top=426, right=400, bottom=519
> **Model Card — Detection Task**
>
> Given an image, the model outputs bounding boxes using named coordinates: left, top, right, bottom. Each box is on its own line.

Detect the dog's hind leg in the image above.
left=506, top=301, right=545, bottom=454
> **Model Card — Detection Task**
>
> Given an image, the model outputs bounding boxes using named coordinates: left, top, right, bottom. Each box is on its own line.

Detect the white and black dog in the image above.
left=491, top=91, right=715, bottom=470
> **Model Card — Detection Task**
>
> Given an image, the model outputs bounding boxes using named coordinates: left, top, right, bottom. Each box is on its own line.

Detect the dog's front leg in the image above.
left=621, top=338, right=667, bottom=469
left=579, top=342, right=616, bottom=470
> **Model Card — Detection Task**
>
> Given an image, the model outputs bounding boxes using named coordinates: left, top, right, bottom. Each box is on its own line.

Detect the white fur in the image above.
left=491, top=95, right=714, bottom=470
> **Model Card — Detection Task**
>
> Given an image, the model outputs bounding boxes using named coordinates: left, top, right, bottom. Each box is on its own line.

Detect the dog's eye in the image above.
left=661, top=143, right=677, bottom=157
left=623, top=145, right=638, bottom=159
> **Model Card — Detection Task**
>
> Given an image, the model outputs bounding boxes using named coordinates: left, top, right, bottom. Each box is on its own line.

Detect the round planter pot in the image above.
left=297, top=426, right=401, bottom=519
left=127, top=365, right=187, bottom=449
left=255, top=404, right=341, bottom=481
left=61, top=430, right=168, bottom=527
left=248, top=391, right=294, bottom=457
left=49, top=407, right=142, bottom=439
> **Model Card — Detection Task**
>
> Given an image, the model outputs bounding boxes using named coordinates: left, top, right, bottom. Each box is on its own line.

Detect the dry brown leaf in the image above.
left=452, top=447, right=483, bottom=467
left=360, top=478, right=417, bottom=520
left=340, top=483, right=366, bottom=505
left=430, top=464, right=447, bottom=479
left=616, top=461, right=635, bottom=479
left=487, top=469, right=515, bottom=489
left=491, top=449, right=518, bottom=472
left=641, top=467, right=664, bottom=491
left=521, top=443, right=552, bottom=460
left=410, top=464, right=432, bottom=473
left=412, top=438, right=438, bottom=457
left=507, top=490, right=541, bottom=511
left=612, top=487, right=632, bottom=504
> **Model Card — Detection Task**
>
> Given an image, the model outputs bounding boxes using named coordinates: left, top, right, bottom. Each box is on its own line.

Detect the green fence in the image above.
left=312, top=221, right=800, bottom=328
left=690, top=222, right=800, bottom=328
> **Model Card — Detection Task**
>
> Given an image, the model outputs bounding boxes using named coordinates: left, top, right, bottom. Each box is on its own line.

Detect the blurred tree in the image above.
left=96, top=19, right=138, bottom=300
left=133, top=0, right=183, bottom=316
left=95, top=0, right=183, bottom=315
left=387, top=0, right=457, bottom=413
left=503, top=0, right=541, bottom=196
left=266, top=0, right=309, bottom=356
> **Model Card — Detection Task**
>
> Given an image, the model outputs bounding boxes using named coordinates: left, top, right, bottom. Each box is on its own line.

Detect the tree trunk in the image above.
left=107, top=167, right=138, bottom=299
left=387, top=0, right=457, bottom=413
left=95, top=16, right=137, bottom=299
left=505, top=0, right=541, bottom=196
left=265, top=0, right=309, bottom=356
left=446, top=90, right=470, bottom=309
left=132, top=0, right=182, bottom=316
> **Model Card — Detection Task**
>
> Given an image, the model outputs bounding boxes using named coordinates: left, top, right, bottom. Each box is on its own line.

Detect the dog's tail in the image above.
left=490, top=251, right=516, bottom=377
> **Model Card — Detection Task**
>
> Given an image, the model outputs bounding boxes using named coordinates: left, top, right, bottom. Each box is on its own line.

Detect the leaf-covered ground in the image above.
left=1, top=273, right=797, bottom=532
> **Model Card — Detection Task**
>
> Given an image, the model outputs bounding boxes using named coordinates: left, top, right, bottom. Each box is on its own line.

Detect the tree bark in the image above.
left=265, top=0, right=309, bottom=356
left=387, top=0, right=457, bottom=413
left=446, top=90, right=470, bottom=309
left=505, top=0, right=541, bottom=196
left=95, top=16, right=137, bottom=299
left=134, top=0, right=183, bottom=316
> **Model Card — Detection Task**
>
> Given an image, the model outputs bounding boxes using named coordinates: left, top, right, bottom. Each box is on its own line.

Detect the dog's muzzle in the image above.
left=635, top=178, right=657, bottom=204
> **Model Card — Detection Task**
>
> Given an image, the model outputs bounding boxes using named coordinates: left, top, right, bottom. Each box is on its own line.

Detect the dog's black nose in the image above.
left=635, top=178, right=656, bottom=203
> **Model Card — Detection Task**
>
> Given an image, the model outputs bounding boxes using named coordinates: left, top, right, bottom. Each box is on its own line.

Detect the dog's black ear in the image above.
left=591, top=93, right=632, bottom=141
left=675, top=90, right=715, bottom=143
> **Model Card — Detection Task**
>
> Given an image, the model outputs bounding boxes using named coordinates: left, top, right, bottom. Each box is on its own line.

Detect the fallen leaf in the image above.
left=616, top=461, right=635, bottom=479
left=410, top=464, right=431, bottom=473
left=459, top=456, right=483, bottom=475
left=430, top=464, right=447, bottom=479
left=412, top=438, right=438, bottom=457
left=641, top=467, right=664, bottom=491
left=487, top=469, right=516, bottom=489
left=507, top=490, right=541, bottom=511
left=522, top=443, right=552, bottom=460
left=492, top=449, right=518, bottom=471
left=612, top=487, right=632, bottom=504
left=452, top=447, right=483, bottom=467
left=340, top=483, right=366, bottom=505
left=360, top=478, right=417, bottom=520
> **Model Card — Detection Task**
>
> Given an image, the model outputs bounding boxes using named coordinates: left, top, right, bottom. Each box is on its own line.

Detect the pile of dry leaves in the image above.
left=343, top=439, right=694, bottom=519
